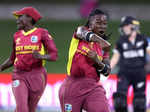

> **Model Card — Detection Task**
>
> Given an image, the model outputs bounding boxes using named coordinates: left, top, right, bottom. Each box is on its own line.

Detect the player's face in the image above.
left=16, top=14, right=32, bottom=30
left=122, top=24, right=133, bottom=35
left=90, top=14, right=107, bottom=36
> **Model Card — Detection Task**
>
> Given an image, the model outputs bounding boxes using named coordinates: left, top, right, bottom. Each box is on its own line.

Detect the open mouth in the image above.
left=99, top=31, right=105, bottom=35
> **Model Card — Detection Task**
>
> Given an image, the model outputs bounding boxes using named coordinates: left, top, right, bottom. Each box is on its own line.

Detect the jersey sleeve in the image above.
left=41, top=29, right=58, bottom=61
left=10, top=37, right=16, bottom=63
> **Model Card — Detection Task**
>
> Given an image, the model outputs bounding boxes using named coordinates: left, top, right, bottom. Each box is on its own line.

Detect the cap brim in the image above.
left=12, top=11, right=23, bottom=19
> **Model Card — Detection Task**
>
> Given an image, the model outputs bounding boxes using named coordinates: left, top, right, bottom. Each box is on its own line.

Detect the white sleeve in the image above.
left=113, top=49, right=120, bottom=54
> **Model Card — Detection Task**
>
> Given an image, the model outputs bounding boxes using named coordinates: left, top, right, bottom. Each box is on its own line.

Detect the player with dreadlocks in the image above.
left=59, top=9, right=111, bottom=112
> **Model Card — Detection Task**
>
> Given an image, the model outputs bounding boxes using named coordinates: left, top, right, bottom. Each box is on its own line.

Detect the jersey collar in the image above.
left=22, top=27, right=37, bottom=36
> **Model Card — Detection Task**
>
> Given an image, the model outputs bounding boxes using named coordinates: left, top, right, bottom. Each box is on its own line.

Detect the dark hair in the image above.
left=31, top=18, right=36, bottom=25
left=85, top=9, right=108, bottom=28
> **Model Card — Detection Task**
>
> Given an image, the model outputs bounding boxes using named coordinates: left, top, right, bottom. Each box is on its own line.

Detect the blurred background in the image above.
left=0, top=0, right=150, bottom=112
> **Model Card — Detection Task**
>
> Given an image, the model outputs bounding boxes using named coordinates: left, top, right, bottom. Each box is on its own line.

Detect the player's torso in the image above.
left=67, top=37, right=103, bottom=81
left=14, top=28, right=45, bottom=71
left=119, top=34, right=146, bottom=68
left=78, top=40, right=103, bottom=58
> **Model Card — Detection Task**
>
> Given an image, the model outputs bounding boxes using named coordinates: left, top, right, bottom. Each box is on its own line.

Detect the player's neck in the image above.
left=23, top=25, right=35, bottom=32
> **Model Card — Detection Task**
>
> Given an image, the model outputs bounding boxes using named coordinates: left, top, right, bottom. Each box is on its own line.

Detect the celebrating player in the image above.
left=0, top=7, right=58, bottom=112
left=59, top=9, right=111, bottom=112
left=111, top=16, right=150, bottom=112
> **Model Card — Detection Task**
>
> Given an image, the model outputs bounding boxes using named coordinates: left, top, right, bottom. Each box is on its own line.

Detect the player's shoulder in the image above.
left=13, top=30, right=22, bottom=38
left=137, top=33, right=147, bottom=41
left=37, top=28, right=49, bottom=33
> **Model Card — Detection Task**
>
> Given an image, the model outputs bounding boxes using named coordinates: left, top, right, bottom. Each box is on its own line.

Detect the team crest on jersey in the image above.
left=65, top=104, right=72, bottom=112
left=136, top=41, right=144, bottom=47
left=31, top=35, right=38, bottom=43
left=122, top=43, right=128, bottom=50
left=12, top=80, right=20, bottom=88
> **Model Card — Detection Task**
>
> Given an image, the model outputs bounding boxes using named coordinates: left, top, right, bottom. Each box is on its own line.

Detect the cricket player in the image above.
left=59, top=9, right=111, bottom=112
left=111, top=16, right=150, bottom=112
left=0, top=7, right=58, bottom=112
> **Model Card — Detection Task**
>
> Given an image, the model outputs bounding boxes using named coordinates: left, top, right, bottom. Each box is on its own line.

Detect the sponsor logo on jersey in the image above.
left=137, top=82, right=144, bottom=88
left=65, top=104, right=72, bottom=112
left=136, top=41, right=144, bottom=47
left=123, top=49, right=144, bottom=58
left=31, top=36, right=38, bottom=43
left=122, top=43, right=128, bottom=50
left=12, top=80, right=20, bottom=88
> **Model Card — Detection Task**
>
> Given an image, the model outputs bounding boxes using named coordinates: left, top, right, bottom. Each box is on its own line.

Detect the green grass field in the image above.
left=0, top=19, right=150, bottom=73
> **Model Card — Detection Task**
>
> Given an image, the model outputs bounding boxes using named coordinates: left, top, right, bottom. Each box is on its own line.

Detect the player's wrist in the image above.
left=97, top=61, right=105, bottom=69
left=97, top=64, right=110, bottom=76
left=85, top=32, right=95, bottom=42
left=94, top=55, right=104, bottom=68
left=40, top=54, right=51, bottom=60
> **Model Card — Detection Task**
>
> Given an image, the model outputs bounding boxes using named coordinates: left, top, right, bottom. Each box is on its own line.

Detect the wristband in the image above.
left=98, top=64, right=109, bottom=76
left=86, top=32, right=94, bottom=42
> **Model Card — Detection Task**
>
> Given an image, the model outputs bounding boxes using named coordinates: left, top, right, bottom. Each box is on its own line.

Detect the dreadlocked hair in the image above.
left=85, top=9, right=108, bottom=28
left=31, top=18, right=36, bottom=25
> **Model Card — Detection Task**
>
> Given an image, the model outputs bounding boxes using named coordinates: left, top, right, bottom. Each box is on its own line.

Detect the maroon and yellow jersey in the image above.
left=67, top=29, right=109, bottom=81
left=10, top=27, right=57, bottom=71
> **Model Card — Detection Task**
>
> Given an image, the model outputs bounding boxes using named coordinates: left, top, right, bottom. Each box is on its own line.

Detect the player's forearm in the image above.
left=95, top=58, right=111, bottom=76
left=110, top=53, right=120, bottom=69
left=76, top=26, right=111, bottom=49
left=94, top=56, right=105, bottom=69
left=90, top=34, right=111, bottom=49
left=110, top=58, right=117, bottom=70
left=0, top=58, right=14, bottom=71
left=41, top=53, right=58, bottom=61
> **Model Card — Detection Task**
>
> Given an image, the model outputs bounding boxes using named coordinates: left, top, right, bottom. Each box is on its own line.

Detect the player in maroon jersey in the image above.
left=59, top=9, right=111, bottom=112
left=0, top=7, right=58, bottom=112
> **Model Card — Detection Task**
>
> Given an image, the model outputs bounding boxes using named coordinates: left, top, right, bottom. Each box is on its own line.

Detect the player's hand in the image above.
left=87, top=50, right=99, bottom=62
left=32, top=51, right=43, bottom=59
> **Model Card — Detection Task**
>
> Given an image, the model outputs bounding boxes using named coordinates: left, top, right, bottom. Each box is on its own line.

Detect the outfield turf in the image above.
left=0, top=19, right=150, bottom=73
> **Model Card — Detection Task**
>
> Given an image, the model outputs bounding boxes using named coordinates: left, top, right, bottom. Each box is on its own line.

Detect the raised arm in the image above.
left=76, top=26, right=111, bottom=50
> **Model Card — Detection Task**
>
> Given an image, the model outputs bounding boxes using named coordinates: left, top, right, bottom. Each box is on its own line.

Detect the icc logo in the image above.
left=31, top=35, right=38, bottom=43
